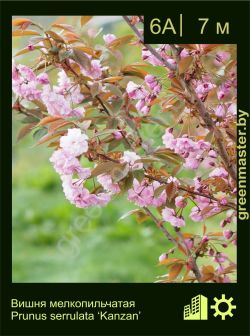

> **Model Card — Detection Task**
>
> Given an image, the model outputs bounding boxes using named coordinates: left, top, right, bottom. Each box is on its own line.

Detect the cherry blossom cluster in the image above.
left=126, top=74, right=162, bottom=115
left=162, top=128, right=217, bottom=170
left=12, top=14, right=237, bottom=282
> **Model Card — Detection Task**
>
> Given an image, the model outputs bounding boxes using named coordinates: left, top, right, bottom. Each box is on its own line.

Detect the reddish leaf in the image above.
left=178, top=56, right=193, bottom=74
left=12, top=30, right=40, bottom=37
left=73, top=46, right=101, bottom=58
left=207, top=232, right=223, bottom=237
left=165, top=182, right=177, bottom=201
left=38, top=116, right=62, bottom=126
left=46, top=30, right=65, bottom=43
left=16, top=122, right=36, bottom=142
left=37, top=131, right=66, bottom=145
left=51, top=23, right=75, bottom=32
left=80, top=16, right=92, bottom=26
left=168, top=263, right=183, bottom=280
left=177, top=243, right=188, bottom=256
left=159, top=258, right=184, bottom=266
left=12, top=18, right=32, bottom=26
left=202, top=265, right=215, bottom=274
left=109, top=35, right=135, bottom=48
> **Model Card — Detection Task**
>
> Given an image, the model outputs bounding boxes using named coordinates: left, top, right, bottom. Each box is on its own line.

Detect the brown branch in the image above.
left=122, top=19, right=236, bottom=182
left=143, top=207, right=201, bottom=282
left=168, top=45, right=237, bottom=182
left=143, top=206, right=177, bottom=245
left=144, top=174, right=236, bottom=210
left=122, top=16, right=177, bottom=72
left=66, top=61, right=134, bottom=150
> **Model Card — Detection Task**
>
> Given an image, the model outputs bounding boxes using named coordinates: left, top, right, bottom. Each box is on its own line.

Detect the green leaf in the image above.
left=33, top=127, right=47, bottom=141
left=133, top=170, right=144, bottom=182
left=144, top=116, right=169, bottom=128
left=22, top=115, right=40, bottom=124
left=58, top=50, right=72, bottom=62
left=154, top=148, right=183, bottom=165
left=108, top=139, right=121, bottom=151
left=105, top=84, right=122, bottom=97
left=125, top=118, right=137, bottom=131
left=154, top=184, right=166, bottom=197
left=111, top=99, right=123, bottom=113
left=91, top=161, right=124, bottom=178
left=93, top=129, right=118, bottom=137
left=143, top=65, right=168, bottom=77
left=111, top=163, right=129, bottom=183
left=118, top=208, right=143, bottom=221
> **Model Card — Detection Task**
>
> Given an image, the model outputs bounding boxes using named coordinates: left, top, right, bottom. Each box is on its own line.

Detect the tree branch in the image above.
left=144, top=174, right=236, bottom=210
left=122, top=16, right=177, bottom=71
left=168, top=44, right=237, bottom=182
left=143, top=207, right=201, bottom=282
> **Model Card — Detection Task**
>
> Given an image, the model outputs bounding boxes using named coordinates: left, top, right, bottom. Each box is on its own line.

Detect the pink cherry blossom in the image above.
left=97, top=174, right=120, bottom=194
left=127, top=179, right=166, bottom=207
left=37, top=72, right=49, bottom=84
left=121, top=151, right=143, bottom=170
left=112, top=131, right=123, bottom=140
left=175, top=196, right=187, bottom=208
left=55, top=70, right=84, bottom=104
left=223, top=229, right=233, bottom=240
left=180, top=49, right=190, bottom=58
left=145, top=74, right=161, bottom=94
left=162, top=207, right=185, bottom=227
left=50, top=149, right=84, bottom=175
left=217, top=82, right=231, bottom=100
left=214, top=51, right=230, bottom=66
left=215, top=105, right=226, bottom=117
left=60, top=128, right=89, bottom=156
left=126, top=81, right=148, bottom=100
left=214, top=252, right=227, bottom=263
left=184, top=239, right=194, bottom=249
left=81, top=60, right=103, bottom=79
left=209, top=167, right=228, bottom=178
left=103, top=34, right=116, bottom=44
left=159, top=253, right=167, bottom=263
left=162, top=128, right=176, bottom=150
left=61, top=175, right=111, bottom=208
left=142, top=47, right=163, bottom=66
left=41, top=85, right=72, bottom=116
left=195, top=81, right=216, bottom=99
left=189, top=207, right=203, bottom=222
left=12, top=62, right=41, bottom=100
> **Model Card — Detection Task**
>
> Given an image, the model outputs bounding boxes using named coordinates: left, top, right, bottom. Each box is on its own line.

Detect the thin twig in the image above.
left=144, top=174, right=236, bottom=210
left=143, top=207, right=201, bottom=282
left=143, top=207, right=177, bottom=246
left=168, top=44, right=236, bottom=182
left=122, top=16, right=177, bottom=71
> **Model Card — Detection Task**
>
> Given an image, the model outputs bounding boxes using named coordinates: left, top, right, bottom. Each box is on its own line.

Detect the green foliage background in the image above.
left=12, top=16, right=236, bottom=282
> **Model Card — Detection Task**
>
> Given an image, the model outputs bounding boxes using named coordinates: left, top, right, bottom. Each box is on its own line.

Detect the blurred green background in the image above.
left=12, top=16, right=236, bottom=282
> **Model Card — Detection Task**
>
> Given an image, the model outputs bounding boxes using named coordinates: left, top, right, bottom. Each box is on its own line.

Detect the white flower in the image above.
left=60, top=128, right=88, bottom=157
